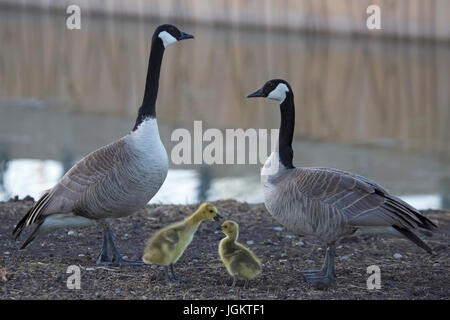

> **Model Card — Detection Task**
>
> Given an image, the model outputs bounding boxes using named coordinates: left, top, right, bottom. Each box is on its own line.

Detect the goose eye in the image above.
left=209, top=210, right=213, bottom=213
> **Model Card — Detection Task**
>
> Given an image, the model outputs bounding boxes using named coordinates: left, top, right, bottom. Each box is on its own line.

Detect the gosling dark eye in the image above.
left=209, top=210, right=213, bottom=213
left=224, top=226, right=227, bottom=229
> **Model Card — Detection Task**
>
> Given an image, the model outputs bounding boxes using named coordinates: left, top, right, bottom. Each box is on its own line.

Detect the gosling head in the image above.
left=246, top=79, right=292, bottom=104
left=196, top=202, right=222, bottom=221
left=154, top=24, right=194, bottom=48
left=221, top=220, right=239, bottom=239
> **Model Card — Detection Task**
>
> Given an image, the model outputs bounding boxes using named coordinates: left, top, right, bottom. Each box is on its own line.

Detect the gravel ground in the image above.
left=0, top=198, right=448, bottom=299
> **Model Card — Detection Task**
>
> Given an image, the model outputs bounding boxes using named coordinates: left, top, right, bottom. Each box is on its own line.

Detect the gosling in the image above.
left=143, top=202, right=222, bottom=282
left=219, top=220, right=261, bottom=289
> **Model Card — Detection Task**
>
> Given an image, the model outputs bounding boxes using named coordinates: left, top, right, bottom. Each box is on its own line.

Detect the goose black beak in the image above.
left=246, top=88, right=264, bottom=98
left=180, top=31, right=194, bottom=40
left=214, top=213, right=223, bottom=221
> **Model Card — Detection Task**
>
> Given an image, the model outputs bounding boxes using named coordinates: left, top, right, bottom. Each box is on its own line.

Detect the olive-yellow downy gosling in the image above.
left=143, top=203, right=222, bottom=282
left=219, top=220, right=261, bottom=289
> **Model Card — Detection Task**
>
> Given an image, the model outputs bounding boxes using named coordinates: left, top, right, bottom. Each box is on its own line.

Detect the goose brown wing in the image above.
left=14, top=139, right=125, bottom=234
left=291, top=167, right=436, bottom=230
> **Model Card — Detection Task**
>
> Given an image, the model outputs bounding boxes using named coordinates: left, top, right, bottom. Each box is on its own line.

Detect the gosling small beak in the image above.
left=246, top=87, right=264, bottom=98
left=179, top=31, right=194, bottom=40
left=216, top=226, right=223, bottom=231
left=213, top=213, right=223, bottom=221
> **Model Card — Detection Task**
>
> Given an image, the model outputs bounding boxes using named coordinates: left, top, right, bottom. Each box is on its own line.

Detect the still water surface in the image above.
left=0, top=10, right=449, bottom=209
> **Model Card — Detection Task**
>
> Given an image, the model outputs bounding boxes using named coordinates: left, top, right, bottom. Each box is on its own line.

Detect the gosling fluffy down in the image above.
left=219, top=220, right=261, bottom=289
left=143, top=202, right=222, bottom=282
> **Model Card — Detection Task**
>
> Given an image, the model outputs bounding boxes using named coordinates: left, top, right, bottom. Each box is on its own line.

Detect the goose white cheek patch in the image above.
left=268, top=83, right=289, bottom=103
left=158, top=31, right=177, bottom=48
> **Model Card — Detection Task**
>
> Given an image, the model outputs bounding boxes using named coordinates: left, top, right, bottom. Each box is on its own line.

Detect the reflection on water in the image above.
left=0, top=159, right=444, bottom=210
left=1, top=159, right=63, bottom=200
left=0, top=10, right=449, bottom=209
left=0, top=159, right=200, bottom=204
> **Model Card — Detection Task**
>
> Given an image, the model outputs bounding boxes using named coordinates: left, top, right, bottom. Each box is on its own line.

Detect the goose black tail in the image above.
left=12, top=207, right=32, bottom=239
left=392, top=225, right=432, bottom=254
left=12, top=191, right=50, bottom=240
left=19, top=221, right=44, bottom=250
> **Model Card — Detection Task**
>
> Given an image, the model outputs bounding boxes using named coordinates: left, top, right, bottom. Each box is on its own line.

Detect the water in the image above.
left=0, top=10, right=449, bottom=209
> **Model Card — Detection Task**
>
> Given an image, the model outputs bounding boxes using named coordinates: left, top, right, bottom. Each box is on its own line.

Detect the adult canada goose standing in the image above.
left=12, top=24, right=194, bottom=265
left=247, top=79, right=436, bottom=286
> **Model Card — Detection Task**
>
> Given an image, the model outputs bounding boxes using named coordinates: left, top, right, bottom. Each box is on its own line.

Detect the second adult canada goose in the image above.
left=247, top=79, right=437, bottom=286
left=12, top=24, right=194, bottom=265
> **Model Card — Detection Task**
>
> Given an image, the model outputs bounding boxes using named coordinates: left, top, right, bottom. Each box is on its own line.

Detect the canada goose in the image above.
left=219, top=220, right=261, bottom=289
left=143, top=202, right=222, bottom=282
left=12, top=24, right=194, bottom=265
left=247, top=79, right=437, bottom=286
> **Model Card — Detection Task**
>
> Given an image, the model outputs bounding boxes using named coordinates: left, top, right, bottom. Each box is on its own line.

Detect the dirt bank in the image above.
left=0, top=198, right=448, bottom=299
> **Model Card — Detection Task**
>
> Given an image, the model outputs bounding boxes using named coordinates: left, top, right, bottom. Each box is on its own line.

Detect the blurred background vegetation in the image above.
left=0, top=0, right=449, bottom=208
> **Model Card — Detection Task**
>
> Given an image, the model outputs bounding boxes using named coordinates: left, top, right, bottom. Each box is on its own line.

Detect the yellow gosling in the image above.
left=219, top=220, right=261, bottom=289
left=142, top=202, right=222, bottom=282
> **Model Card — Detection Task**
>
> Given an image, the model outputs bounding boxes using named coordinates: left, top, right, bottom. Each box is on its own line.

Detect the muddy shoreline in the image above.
left=1, top=199, right=449, bottom=299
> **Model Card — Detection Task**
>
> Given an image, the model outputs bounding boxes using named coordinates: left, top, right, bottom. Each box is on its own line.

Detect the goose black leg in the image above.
left=96, top=224, right=143, bottom=266
left=300, top=246, right=336, bottom=287
left=301, top=246, right=332, bottom=275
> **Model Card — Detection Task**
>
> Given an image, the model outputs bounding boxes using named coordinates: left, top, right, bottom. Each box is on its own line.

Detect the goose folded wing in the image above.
left=24, top=140, right=125, bottom=225
left=292, top=167, right=433, bottom=230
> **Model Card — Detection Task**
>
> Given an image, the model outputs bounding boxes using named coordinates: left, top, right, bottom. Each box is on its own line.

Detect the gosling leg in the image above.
left=231, top=275, right=238, bottom=290
left=244, top=280, right=249, bottom=289
left=96, top=224, right=143, bottom=266
left=170, top=264, right=178, bottom=281
left=301, top=246, right=336, bottom=287
left=165, top=266, right=174, bottom=283
left=168, top=263, right=189, bottom=283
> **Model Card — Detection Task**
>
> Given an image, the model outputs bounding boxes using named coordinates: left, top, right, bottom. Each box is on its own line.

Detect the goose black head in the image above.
left=246, top=79, right=292, bottom=104
left=153, top=24, right=194, bottom=48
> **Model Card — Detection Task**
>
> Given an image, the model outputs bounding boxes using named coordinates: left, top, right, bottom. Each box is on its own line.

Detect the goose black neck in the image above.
left=133, top=37, right=165, bottom=131
left=278, top=94, right=295, bottom=169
